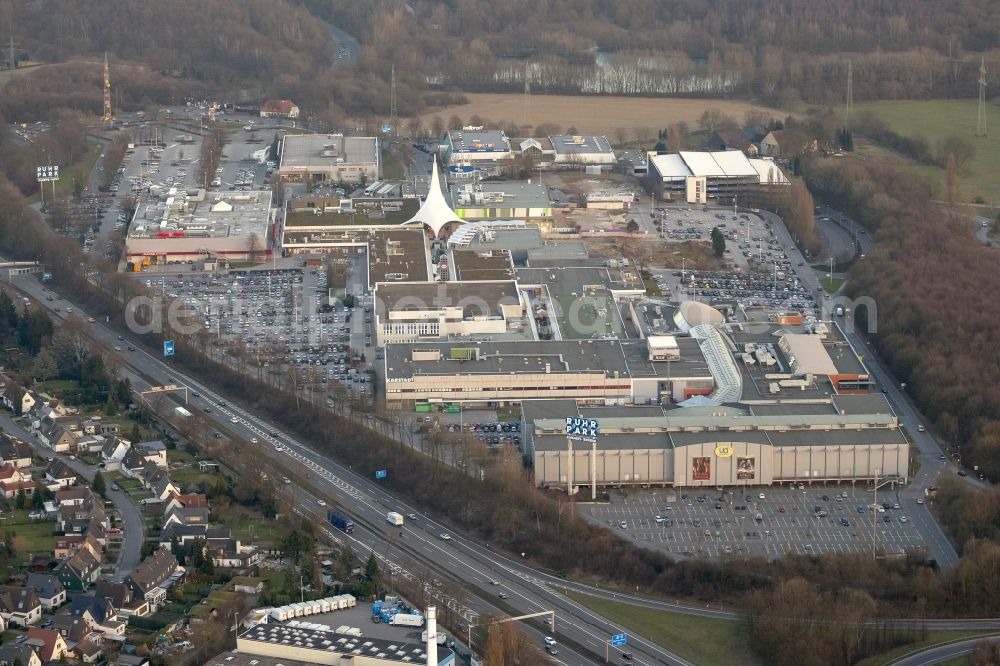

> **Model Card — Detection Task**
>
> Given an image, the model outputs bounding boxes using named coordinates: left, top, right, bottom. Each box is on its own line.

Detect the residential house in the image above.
left=127, top=550, right=180, bottom=612
left=260, top=99, right=300, bottom=119
left=55, top=547, right=101, bottom=591
left=162, top=506, right=210, bottom=529
left=95, top=580, right=150, bottom=618
left=706, top=128, right=759, bottom=156
left=115, top=655, right=152, bottom=666
left=160, top=523, right=231, bottom=548
left=0, top=644, right=41, bottom=666
left=55, top=486, right=91, bottom=507
left=54, top=534, right=102, bottom=561
left=57, top=491, right=107, bottom=536
left=141, top=463, right=178, bottom=500
left=44, top=459, right=78, bottom=488
left=0, top=380, right=34, bottom=415
left=163, top=492, right=208, bottom=514
left=134, top=440, right=168, bottom=469
left=35, top=419, right=77, bottom=452
left=0, top=436, right=33, bottom=468
left=68, top=595, right=126, bottom=638
left=119, top=447, right=148, bottom=479
left=0, top=463, right=36, bottom=498
left=758, top=130, right=782, bottom=157
left=100, top=437, right=131, bottom=465
left=24, top=627, right=69, bottom=662
left=0, top=585, right=42, bottom=626
left=51, top=613, right=92, bottom=647
left=207, top=539, right=263, bottom=569
left=75, top=638, right=104, bottom=663
left=75, top=434, right=105, bottom=454
left=25, top=573, right=66, bottom=611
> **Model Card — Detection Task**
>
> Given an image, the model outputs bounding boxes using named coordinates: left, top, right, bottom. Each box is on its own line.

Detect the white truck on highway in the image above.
left=386, top=512, right=404, bottom=526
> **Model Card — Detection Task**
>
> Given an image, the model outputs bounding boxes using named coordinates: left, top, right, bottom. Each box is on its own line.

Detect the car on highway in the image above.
left=249, top=437, right=258, bottom=444
left=498, top=592, right=508, bottom=599
left=439, top=533, right=451, bottom=541
left=317, top=499, right=326, bottom=506
left=546, top=646, right=559, bottom=655
left=916, top=498, right=925, bottom=505
left=620, top=654, right=634, bottom=661
left=406, top=513, right=417, bottom=520
left=230, top=417, right=239, bottom=423
left=544, top=637, right=557, bottom=646
left=917, top=425, right=925, bottom=432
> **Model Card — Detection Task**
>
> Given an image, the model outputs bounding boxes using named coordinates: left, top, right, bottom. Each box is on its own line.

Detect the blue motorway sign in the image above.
left=611, top=633, right=627, bottom=647
left=565, top=416, right=599, bottom=441
left=163, top=340, right=175, bottom=357
left=375, top=469, right=387, bottom=479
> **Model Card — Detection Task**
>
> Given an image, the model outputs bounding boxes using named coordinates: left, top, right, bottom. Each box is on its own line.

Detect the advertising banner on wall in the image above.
left=692, top=456, right=711, bottom=481
left=737, top=456, right=756, bottom=480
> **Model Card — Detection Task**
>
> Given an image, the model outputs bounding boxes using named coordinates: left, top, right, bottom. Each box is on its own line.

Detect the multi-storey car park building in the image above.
left=125, top=188, right=275, bottom=268
left=646, top=150, right=788, bottom=204
left=277, top=134, right=380, bottom=184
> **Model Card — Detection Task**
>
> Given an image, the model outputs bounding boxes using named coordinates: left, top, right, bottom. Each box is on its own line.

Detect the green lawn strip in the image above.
left=28, top=140, right=103, bottom=204
left=820, top=276, right=845, bottom=293
left=856, top=630, right=1000, bottom=666
left=0, top=510, right=57, bottom=557
left=381, top=148, right=405, bottom=180
left=564, top=591, right=757, bottom=666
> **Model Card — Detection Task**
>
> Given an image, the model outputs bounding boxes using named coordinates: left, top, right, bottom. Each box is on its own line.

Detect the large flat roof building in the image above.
left=373, top=280, right=525, bottom=346
left=526, top=393, right=908, bottom=489
left=443, top=129, right=512, bottom=173
left=126, top=188, right=274, bottom=266
left=550, top=134, right=616, bottom=166
left=236, top=623, right=455, bottom=666
left=383, top=337, right=714, bottom=405
left=450, top=182, right=552, bottom=221
left=278, top=134, right=379, bottom=184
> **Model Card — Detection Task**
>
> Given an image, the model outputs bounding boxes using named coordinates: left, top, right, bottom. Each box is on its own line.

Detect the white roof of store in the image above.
left=679, top=151, right=728, bottom=177
left=710, top=150, right=758, bottom=176
left=648, top=153, right=692, bottom=180
left=650, top=151, right=785, bottom=184
left=749, top=158, right=789, bottom=184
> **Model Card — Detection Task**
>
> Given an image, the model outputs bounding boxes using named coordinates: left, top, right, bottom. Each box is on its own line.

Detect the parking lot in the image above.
left=652, top=266, right=817, bottom=314
left=587, top=484, right=930, bottom=559
left=148, top=261, right=376, bottom=403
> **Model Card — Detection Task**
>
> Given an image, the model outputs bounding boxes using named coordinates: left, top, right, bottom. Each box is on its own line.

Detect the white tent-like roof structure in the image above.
left=405, top=159, right=462, bottom=236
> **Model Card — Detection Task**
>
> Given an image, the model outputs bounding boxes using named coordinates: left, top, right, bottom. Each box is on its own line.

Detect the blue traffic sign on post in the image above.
left=163, top=340, right=175, bottom=357
left=375, top=469, right=387, bottom=479
left=611, top=633, right=627, bottom=647
left=565, top=416, right=599, bottom=442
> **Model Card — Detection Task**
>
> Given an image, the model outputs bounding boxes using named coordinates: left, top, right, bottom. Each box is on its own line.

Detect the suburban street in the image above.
left=0, top=410, right=145, bottom=580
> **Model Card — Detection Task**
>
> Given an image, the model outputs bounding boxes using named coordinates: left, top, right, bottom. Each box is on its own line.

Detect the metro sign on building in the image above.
left=565, top=416, right=599, bottom=442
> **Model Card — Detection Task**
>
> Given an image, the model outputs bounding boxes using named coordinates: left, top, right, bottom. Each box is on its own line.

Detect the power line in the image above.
left=844, top=60, right=853, bottom=130
left=103, top=52, right=112, bottom=124
left=976, top=57, right=988, bottom=138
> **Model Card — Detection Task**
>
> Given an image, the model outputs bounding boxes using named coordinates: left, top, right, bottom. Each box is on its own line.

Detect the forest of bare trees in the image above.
left=2, top=0, right=999, bottom=126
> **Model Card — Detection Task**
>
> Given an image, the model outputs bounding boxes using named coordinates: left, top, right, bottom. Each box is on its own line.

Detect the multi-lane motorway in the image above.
left=14, top=275, right=690, bottom=665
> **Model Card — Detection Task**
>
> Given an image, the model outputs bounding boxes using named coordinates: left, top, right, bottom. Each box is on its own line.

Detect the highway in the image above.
left=890, top=633, right=1000, bottom=666
left=13, top=274, right=689, bottom=666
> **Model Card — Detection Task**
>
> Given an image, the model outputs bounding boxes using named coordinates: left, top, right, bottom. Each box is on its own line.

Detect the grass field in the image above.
left=859, top=99, right=1000, bottom=203
left=381, top=148, right=404, bottom=180
left=820, top=276, right=845, bottom=293
left=0, top=61, right=48, bottom=86
left=0, top=510, right=57, bottom=558
left=565, top=592, right=757, bottom=666
left=28, top=140, right=102, bottom=205
left=419, top=93, right=786, bottom=140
